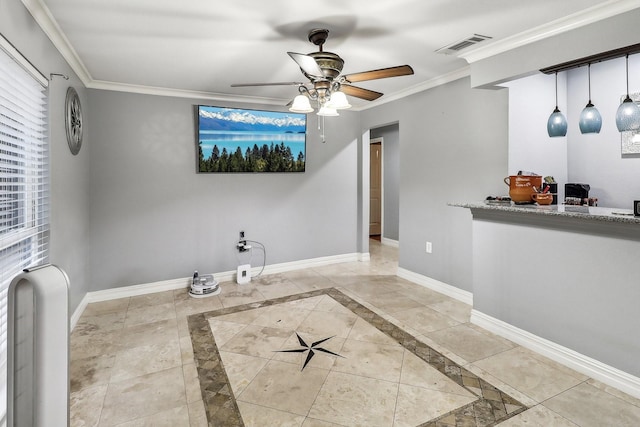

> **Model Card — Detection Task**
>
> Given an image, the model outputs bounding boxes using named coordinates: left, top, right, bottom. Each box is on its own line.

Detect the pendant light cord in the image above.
left=587, top=63, right=592, bottom=103
left=554, top=72, right=559, bottom=108
left=625, top=54, right=630, bottom=96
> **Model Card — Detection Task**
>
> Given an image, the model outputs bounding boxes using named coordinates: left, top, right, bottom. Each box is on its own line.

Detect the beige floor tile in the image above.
left=312, top=295, right=354, bottom=315
left=179, top=335, right=194, bottom=363
left=218, top=285, right=266, bottom=307
left=71, top=329, right=124, bottom=361
left=426, top=298, right=471, bottom=323
left=208, top=319, right=248, bottom=347
left=174, top=293, right=223, bottom=317
left=128, top=290, right=175, bottom=310
left=70, top=384, right=108, bottom=427
left=113, top=405, right=191, bottom=426
left=70, top=353, right=116, bottom=393
left=332, top=339, right=404, bottom=382
left=187, top=400, right=207, bottom=427
left=100, top=367, right=186, bottom=425
left=307, top=371, right=398, bottom=427
left=400, top=350, right=474, bottom=397
left=250, top=305, right=312, bottom=330
left=427, top=323, right=515, bottom=363
left=219, top=351, right=269, bottom=395
left=74, top=311, right=127, bottom=336
left=397, top=286, right=449, bottom=306
left=347, top=317, right=401, bottom=346
left=182, top=362, right=202, bottom=404
left=121, top=318, right=179, bottom=348
left=220, top=324, right=291, bottom=358
left=253, top=276, right=305, bottom=299
left=394, top=383, right=477, bottom=427
left=110, top=340, right=182, bottom=382
left=236, top=401, right=305, bottom=427
left=498, top=404, right=579, bottom=426
left=214, top=304, right=271, bottom=324
left=83, top=298, right=130, bottom=317
left=544, top=382, right=640, bottom=427
left=586, top=378, right=640, bottom=408
left=296, top=309, right=358, bottom=339
left=391, top=305, right=460, bottom=335
left=473, top=346, right=584, bottom=403
left=361, top=291, right=425, bottom=313
left=237, top=359, right=329, bottom=416
left=278, top=295, right=325, bottom=311
left=301, top=419, right=342, bottom=427
left=124, top=302, right=176, bottom=327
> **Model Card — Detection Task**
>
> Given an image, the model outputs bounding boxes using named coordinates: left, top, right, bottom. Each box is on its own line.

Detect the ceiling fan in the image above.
left=231, top=28, right=414, bottom=114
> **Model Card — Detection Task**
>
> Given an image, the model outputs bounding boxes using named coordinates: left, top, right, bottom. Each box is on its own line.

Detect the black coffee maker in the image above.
left=565, top=183, right=590, bottom=205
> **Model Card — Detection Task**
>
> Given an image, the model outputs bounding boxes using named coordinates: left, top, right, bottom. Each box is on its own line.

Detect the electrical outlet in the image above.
left=239, top=230, right=245, bottom=240
left=426, top=242, right=432, bottom=253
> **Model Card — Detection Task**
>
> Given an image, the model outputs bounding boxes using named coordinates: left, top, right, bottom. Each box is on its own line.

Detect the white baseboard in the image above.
left=70, top=293, right=90, bottom=331
left=381, top=237, right=399, bottom=248
left=471, top=309, right=640, bottom=400
left=397, top=267, right=473, bottom=305
left=359, top=252, right=371, bottom=262
left=71, top=252, right=359, bottom=329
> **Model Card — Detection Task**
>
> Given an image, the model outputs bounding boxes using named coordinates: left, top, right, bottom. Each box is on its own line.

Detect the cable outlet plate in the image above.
left=426, top=242, right=432, bottom=253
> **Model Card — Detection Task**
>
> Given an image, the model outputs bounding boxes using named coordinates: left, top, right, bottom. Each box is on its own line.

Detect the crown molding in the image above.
left=20, top=0, right=92, bottom=85
left=459, top=0, right=640, bottom=64
left=87, top=79, right=290, bottom=105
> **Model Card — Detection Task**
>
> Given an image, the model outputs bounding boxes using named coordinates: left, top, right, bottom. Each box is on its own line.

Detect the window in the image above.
left=0, top=35, right=49, bottom=423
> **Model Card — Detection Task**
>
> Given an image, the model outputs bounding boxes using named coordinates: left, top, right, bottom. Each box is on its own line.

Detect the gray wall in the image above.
left=86, top=90, right=360, bottom=291
left=472, top=211, right=640, bottom=377
left=2, top=0, right=92, bottom=313
left=371, top=124, right=400, bottom=241
left=362, top=77, right=509, bottom=292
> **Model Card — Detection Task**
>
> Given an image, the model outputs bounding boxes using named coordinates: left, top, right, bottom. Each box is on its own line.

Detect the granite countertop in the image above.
left=450, top=202, right=640, bottom=224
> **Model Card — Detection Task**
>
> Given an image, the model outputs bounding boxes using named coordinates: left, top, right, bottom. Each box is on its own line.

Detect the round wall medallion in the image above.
left=65, top=87, right=83, bottom=155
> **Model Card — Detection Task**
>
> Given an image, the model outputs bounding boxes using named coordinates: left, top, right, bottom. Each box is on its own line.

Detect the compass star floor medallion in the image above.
left=275, top=333, right=344, bottom=371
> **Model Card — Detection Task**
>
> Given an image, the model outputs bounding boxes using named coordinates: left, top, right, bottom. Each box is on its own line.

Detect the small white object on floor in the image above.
left=237, top=264, right=251, bottom=285
left=189, top=274, right=220, bottom=298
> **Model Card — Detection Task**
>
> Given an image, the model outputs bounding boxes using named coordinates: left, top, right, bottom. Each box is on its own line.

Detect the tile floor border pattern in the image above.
left=188, top=288, right=527, bottom=427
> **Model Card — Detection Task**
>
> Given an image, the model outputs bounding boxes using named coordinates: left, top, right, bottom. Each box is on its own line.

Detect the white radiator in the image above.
left=7, top=264, right=70, bottom=427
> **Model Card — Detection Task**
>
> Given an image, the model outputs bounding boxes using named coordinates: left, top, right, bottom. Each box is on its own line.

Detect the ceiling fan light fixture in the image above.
left=289, top=95, right=313, bottom=113
left=317, top=105, right=339, bottom=117
left=326, top=91, right=351, bottom=110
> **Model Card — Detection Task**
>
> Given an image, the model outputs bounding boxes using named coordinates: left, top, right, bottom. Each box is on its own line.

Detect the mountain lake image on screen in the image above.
left=197, top=105, right=307, bottom=173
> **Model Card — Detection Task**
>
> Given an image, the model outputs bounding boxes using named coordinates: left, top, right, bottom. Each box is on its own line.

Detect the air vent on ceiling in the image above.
left=436, top=34, right=492, bottom=55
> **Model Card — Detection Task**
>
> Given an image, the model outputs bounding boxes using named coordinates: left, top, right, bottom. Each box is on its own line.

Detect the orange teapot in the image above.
left=503, top=175, right=543, bottom=204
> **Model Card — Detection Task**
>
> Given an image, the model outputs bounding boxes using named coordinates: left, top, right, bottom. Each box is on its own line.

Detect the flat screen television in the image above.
left=197, top=105, right=307, bottom=173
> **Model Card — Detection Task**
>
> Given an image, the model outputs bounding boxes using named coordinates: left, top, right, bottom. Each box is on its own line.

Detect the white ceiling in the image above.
left=28, top=0, right=635, bottom=108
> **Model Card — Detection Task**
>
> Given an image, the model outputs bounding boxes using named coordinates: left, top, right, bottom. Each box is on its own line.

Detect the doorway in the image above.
left=369, top=138, right=383, bottom=239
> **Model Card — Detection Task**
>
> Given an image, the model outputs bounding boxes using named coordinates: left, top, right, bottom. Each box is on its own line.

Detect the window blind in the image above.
left=0, top=35, right=49, bottom=420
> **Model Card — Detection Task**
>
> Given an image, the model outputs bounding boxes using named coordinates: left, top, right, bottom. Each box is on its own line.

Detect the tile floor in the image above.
left=70, top=240, right=640, bottom=426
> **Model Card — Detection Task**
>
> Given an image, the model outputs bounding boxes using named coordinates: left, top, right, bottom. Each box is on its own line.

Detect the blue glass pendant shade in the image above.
left=547, top=107, right=568, bottom=137
left=579, top=102, right=602, bottom=134
left=615, top=96, right=640, bottom=132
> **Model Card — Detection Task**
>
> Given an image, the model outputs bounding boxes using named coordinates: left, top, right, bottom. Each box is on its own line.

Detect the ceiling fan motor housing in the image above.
left=308, top=51, right=344, bottom=80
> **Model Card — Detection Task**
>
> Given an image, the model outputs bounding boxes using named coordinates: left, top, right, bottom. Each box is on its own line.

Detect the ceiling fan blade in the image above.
left=340, top=84, right=383, bottom=101
left=231, top=82, right=304, bottom=87
left=287, top=52, right=324, bottom=77
left=343, top=65, right=414, bottom=83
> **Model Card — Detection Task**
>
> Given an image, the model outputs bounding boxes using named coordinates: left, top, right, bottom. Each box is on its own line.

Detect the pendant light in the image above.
left=615, top=54, right=640, bottom=132
left=547, top=72, right=568, bottom=137
left=579, top=63, right=602, bottom=134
